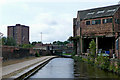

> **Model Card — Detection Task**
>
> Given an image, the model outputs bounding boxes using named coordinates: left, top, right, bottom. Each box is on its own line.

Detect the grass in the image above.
left=62, top=53, right=72, bottom=55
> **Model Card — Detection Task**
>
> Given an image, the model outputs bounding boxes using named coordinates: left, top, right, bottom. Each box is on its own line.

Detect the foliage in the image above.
left=31, top=41, right=42, bottom=46
left=94, top=53, right=110, bottom=70
left=35, top=52, right=40, bottom=57
left=72, top=56, right=82, bottom=62
left=89, top=39, right=96, bottom=58
left=68, top=36, right=74, bottom=41
left=31, top=41, right=37, bottom=46
left=62, top=53, right=72, bottom=55
left=2, top=37, right=16, bottom=46
left=20, top=44, right=33, bottom=48
left=117, top=61, right=120, bottom=74
left=53, top=40, right=70, bottom=45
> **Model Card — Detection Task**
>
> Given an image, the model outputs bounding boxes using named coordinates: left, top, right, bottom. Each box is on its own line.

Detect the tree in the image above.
left=68, top=36, right=73, bottom=41
left=2, top=37, right=16, bottom=46
left=2, top=37, right=7, bottom=45
left=89, top=39, right=96, bottom=57
left=31, top=41, right=37, bottom=46
left=63, top=41, right=69, bottom=45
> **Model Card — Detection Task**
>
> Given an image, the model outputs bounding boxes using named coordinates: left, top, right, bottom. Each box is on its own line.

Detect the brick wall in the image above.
left=7, top=24, right=29, bottom=45
left=113, top=7, right=120, bottom=33
left=80, top=17, right=113, bottom=37
left=2, top=46, right=32, bottom=61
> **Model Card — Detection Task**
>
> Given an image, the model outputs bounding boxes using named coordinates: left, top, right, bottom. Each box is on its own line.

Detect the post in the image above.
left=79, top=38, right=81, bottom=55
left=41, top=32, right=42, bottom=43
left=80, top=37, right=83, bottom=54
left=96, top=37, right=98, bottom=57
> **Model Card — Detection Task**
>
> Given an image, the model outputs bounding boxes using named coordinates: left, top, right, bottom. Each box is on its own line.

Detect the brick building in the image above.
left=73, top=4, right=120, bottom=59
left=8, top=24, right=29, bottom=45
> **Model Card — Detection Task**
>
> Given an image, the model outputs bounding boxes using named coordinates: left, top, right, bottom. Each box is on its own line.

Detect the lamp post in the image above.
left=41, top=32, right=42, bottom=43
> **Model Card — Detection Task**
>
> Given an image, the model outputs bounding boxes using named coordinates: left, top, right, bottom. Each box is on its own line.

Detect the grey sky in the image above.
left=0, top=0, right=120, bottom=43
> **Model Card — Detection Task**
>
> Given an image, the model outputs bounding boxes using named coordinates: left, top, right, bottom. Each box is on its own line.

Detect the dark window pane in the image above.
left=92, top=20, right=95, bottom=25
left=103, top=18, right=112, bottom=24
left=115, top=19, right=119, bottom=24
left=86, top=21, right=90, bottom=25
left=107, top=18, right=112, bottom=23
left=95, top=20, right=101, bottom=24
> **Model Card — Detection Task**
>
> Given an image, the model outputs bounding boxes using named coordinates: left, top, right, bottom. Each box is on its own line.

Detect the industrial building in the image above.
left=73, top=4, right=120, bottom=59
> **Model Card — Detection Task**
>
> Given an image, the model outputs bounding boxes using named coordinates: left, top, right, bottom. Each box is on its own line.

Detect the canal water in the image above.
left=29, top=58, right=120, bottom=79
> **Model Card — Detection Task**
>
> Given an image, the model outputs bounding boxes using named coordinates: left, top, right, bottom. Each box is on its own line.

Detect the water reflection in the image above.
left=74, top=61, right=120, bottom=79
left=29, top=58, right=120, bottom=80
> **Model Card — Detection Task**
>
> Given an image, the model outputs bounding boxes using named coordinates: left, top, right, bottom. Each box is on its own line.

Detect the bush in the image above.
left=89, top=39, right=96, bottom=58
left=72, top=56, right=82, bottom=62
left=96, top=53, right=110, bottom=70
left=89, top=39, right=96, bottom=63
left=35, top=52, right=40, bottom=57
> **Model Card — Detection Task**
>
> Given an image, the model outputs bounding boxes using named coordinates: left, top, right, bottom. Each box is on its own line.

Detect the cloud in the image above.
left=0, top=0, right=119, bottom=43
left=29, top=12, right=73, bottom=43
left=0, top=0, right=119, bottom=4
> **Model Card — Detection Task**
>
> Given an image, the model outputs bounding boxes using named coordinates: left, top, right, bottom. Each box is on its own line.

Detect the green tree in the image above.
left=63, top=41, right=69, bottom=45
left=68, top=36, right=73, bottom=41
left=31, top=41, right=37, bottom=46
left=2, top=37, right=7, bottom=45
left=2, top=37, right=16, bottom=46
left=89, top=39, right=96, bottom=58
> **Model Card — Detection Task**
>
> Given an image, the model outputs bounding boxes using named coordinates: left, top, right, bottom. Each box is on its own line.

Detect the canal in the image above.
left=28, top=58, right=120, bottom=80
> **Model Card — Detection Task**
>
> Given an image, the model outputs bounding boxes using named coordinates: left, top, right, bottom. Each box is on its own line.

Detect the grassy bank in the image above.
left=72, top=55, right=120, bottom=75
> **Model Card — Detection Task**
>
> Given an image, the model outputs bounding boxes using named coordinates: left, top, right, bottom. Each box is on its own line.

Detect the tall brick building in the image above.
left=7, top=24, right=29, bottom=45
left=73, top=4, right=120, bottom=59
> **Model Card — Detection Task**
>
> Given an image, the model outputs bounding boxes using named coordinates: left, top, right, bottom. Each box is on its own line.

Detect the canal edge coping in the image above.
left=12, top=56, right=57, bottom=80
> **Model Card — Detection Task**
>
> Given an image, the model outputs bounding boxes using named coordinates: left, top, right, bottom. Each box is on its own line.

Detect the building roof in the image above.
left=78, top=4, right=120, bottom=20
left=8, top=24, right=29, bottom=28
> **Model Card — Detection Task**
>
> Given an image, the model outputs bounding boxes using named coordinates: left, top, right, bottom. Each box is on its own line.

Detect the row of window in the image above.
left=86, top=18, right=113, bottom=25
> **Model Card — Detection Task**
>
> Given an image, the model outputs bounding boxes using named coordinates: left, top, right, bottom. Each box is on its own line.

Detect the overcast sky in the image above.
left=0, top=0, right=120, bottom=43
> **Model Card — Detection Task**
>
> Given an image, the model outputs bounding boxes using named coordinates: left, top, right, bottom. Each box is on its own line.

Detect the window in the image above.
left=102, top=18, right=112, bottom=24
left=92, top=20, right=101, bottom=25
left=107, top=18, right=112, bottom=23
left=115, top=19, right=119, bottom=24
left=92, top=20, right=95, bottom=25
left=86, top=21, right=90, bottom=25
left=95, top=20, right=101, bottom=24
left=102, top=19, right=107, bottom=24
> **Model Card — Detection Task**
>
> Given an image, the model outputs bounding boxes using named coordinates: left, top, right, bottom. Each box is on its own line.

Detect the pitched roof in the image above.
left=78, top=4, right=120, bottom=20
